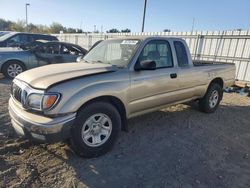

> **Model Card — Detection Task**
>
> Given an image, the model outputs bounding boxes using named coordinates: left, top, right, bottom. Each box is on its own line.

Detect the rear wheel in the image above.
left=70, top=102, right=121, bottom=158
left=2, top=61, right=26, bottom=79
left=199, top=83, right=223, bottom=113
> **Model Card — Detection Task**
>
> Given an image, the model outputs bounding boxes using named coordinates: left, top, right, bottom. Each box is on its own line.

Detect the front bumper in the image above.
left=8, top=98, right=76, bottom=142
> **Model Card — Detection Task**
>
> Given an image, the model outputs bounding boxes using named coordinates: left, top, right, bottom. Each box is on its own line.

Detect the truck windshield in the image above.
left=83, top=39, right=140, bottom=68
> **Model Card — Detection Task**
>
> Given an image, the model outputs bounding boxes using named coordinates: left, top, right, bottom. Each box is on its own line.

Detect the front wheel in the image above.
left=199, top=83, right=223, bottom=113
left=70, top=102, right=121, bottom=158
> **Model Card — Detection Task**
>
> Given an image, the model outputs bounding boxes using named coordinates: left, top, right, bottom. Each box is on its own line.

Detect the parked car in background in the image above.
left=0, top=31, right=11, bottom=37
left=0, top=32, right=58, bottom=47
left=0, top=41, right=87, bottom=78
left=8, top=37, right=235, bottom=158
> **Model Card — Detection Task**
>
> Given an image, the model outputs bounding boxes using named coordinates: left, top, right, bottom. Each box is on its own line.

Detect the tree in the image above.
left=49, top=22, right=65, bottom=33
left=163, top=29, right=171, bottom=32
left=10, top=20, right=26, bottom=32
left=76, top=29, right=83, bottom=33
left=66, top=27, right=77, bottom=33
left=27, top=23, right=39, bottom=33
left=0, top=18, right=13, bottom=31
left=121, top=28, right=131, bottom=33
left=36, top=24, right=50, bottom=34
left=0, top=18, right=86, bottom=34
left=107, top=28, right=120, bottom=33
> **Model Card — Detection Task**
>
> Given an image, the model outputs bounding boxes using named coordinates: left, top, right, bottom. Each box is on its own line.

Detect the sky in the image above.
left=0, top=0, right=250, bottom=32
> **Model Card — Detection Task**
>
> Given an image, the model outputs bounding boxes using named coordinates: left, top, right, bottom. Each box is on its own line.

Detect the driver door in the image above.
left=129, top=39, right=180, bottom=115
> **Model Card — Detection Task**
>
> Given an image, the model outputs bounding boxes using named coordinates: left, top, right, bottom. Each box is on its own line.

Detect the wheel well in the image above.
left=79, top=96, right=128, bottom=131
left=209, top=77, right=224, bottom=88
left=1, top=60, right=26, bottom=72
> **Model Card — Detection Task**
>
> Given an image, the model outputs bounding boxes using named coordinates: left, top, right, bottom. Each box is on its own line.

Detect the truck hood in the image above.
left=15, top=63, right=118, bottom=89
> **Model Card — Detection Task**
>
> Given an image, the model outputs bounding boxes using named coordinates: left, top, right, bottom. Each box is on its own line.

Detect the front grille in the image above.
left=12, top=83, right=22, bottom=103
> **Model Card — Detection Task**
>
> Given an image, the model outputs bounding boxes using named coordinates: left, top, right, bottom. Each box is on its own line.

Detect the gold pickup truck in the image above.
left=8, top=37, right=235, bottom=158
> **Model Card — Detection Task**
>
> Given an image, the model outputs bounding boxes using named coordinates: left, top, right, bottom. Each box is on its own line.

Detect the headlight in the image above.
left=26, top=93, right=60, bottom=111
left=26, top=93, right=43, bottom=110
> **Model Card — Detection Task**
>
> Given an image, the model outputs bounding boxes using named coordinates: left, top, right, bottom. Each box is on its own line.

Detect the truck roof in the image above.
left=106, top=36, right=184, bottom=41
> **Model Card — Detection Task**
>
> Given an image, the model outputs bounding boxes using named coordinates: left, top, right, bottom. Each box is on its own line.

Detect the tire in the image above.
left=70, top=102, right=121, bottom=158
left=2, top=61, right=26, bottom=79
left=199, top=83, right=223, bottom=113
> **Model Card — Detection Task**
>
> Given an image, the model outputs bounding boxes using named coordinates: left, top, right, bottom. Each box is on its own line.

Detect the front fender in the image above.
left=45, top=72, right=130, bottom=116
left=61, top=82, right=128, bottom=113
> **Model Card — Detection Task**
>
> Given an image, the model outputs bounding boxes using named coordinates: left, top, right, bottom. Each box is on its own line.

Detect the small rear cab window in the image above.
left=174, top=41, right=189, bottom=67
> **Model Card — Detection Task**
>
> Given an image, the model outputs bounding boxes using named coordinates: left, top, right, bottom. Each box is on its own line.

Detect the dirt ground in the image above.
left=1, top=76, right=250, bottom=188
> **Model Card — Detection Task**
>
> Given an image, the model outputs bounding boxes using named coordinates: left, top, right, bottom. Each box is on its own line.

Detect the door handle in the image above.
left=170, top=73, right=177, bottom=79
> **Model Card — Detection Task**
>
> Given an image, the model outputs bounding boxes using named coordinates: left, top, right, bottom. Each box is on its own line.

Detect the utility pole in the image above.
left=141, top=0, right=147, bottom=32
left=25, top=3, right=30, bottom=30
left=191, top=17, right=195, bottom=32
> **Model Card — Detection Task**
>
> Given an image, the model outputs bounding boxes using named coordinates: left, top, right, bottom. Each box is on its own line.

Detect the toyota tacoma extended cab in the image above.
left=9, top=37, right=235, bottom=158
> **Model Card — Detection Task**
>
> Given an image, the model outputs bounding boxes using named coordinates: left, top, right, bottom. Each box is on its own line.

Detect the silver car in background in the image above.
left=0, top=41, right=87, bottom=78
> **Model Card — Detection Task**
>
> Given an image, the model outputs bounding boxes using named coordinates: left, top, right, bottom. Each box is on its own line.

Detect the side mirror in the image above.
left=135, top=60, right=156, bottom=71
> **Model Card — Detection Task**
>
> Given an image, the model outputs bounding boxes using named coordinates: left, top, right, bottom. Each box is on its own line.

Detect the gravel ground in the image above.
left=1, top=76, right=250, bottom=188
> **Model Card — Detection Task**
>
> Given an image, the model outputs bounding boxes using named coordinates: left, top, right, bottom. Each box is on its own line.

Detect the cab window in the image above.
left=174, top=41, right=189, bottom=67
left=138, top=40, right=173, bottom=68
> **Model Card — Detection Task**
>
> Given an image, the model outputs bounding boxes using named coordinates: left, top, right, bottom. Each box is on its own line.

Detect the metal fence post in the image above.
left=194, top=34, right=200, bottom=60
left=88, top=35, right=92, bottom=49
left=75, top=35, right=78, bottom=45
